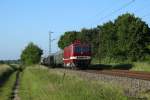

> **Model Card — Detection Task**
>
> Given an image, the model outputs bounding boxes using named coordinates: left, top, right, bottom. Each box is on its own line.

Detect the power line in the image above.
left=134, top=5, right=149, bottom=13
left=90, top=0, right=135, bottom=26
left=142, top=12, right=150, bottom=18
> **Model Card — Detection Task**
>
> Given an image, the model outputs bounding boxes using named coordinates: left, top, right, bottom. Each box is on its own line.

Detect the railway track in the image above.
left=82, top=69, right=150, bottom=81
left=52, top=66, right=150, bottom=81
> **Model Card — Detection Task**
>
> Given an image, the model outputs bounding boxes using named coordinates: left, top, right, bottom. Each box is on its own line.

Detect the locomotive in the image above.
left=41, top=40, right=91, bottom=68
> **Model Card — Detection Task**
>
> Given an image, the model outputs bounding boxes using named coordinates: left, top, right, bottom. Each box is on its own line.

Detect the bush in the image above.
left=20, top=42, right=43, bottom=65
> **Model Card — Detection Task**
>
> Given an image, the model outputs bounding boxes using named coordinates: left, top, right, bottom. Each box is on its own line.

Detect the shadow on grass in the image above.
left=43, top=63, right=133, bottom=70
left=88, top=64, right=133, bottom=70
left=0, top=70, right=15, bottom=88
left=112, top=64, right=133, bottom=70
left=0, top=64, right=19, bottom=89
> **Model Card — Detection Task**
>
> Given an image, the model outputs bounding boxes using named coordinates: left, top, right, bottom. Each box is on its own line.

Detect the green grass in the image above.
left=131, top=62, right=150, bottom=72
left=19, top=65, right=127, bottom=100
left=0, top=64, right=18, bottom=100
left=0, top=64, right=15, bottom=84
left=0, top=64, right=13, bottom=75
left=0, top=72, right=17, bottom=100
left=92, top=58, right=150, bottom=72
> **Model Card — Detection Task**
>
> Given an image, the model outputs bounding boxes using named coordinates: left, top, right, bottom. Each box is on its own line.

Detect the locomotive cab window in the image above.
left=74, top=46, right=90, bottom=53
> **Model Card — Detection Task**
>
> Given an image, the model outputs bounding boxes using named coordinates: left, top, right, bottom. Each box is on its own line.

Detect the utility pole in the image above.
left=49, top=31, right=53, bottom=56
left=99, top=29, right=101, bottom=64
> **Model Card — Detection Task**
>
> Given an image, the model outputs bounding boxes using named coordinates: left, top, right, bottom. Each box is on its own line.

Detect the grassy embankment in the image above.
left=92, top=58, right=150, bottom=72
left=0, top=64, right=18, bottom=100
left=131, top=62, right=150, bottom=72
left=19, top=65, right=127, bottom=100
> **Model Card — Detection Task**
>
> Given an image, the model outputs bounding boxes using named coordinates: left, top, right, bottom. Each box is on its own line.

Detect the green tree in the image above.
left=58, top=31, right=79, bottom=49
left=98, top=21, right=117, bottom=61
left=115, top=13, right=150, bottom=61
left=58, top=13, right=150, bottom=62
left=21, top=42, right=43, bottom=65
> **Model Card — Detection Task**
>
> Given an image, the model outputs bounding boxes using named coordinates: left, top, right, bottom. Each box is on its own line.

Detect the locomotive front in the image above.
left=63, top=40, right=91, bottom=68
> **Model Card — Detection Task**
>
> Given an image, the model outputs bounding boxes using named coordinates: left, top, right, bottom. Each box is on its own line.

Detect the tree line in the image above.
left=58, top=13, right=150, bottom=63
left=0, top=60, right=20, bottom=64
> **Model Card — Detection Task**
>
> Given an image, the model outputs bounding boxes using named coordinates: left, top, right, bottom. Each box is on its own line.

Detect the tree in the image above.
left=58, top=31, right=79, bottom=49
left=115, top=13, right=150, bottom=61
left=58, top=13, right=150, bottom=62
left=21, top=42, right=43, bottom=65
left=97, top=21, right=117, bottom=61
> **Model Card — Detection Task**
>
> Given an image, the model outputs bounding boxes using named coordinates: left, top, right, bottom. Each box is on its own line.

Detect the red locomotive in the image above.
left=63, top=40, right=91, bottom=68
left=41, top=40, right=91, bottom=68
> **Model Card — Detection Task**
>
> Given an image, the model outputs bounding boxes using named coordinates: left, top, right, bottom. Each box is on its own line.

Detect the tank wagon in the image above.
left=41, top=40, right=91, bottom=68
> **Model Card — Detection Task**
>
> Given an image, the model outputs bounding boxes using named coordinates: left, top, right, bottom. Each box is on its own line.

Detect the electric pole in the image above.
left=49, top=31, right=53, bottom=56
left=99, top=29, right=101, bottom=64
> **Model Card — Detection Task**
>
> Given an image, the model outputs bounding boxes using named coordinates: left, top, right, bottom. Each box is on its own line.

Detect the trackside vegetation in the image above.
left=131, top=62, right=150, bottom=72
left=58, top=13, right=150, bottom=63
left=19, top=66, right=127, bottom=100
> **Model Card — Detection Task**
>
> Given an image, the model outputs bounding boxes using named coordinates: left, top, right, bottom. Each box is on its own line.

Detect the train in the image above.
left=41, top=40, right=91, bottom=69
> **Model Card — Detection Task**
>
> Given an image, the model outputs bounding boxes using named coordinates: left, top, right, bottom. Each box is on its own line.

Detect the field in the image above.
left=19, top=65, right=127, bottom=100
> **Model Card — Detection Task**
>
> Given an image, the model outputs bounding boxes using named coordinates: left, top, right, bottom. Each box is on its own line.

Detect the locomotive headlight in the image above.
left=70, top=56, right=91, bottom=60
left=70, top=56, right=77, bottom=59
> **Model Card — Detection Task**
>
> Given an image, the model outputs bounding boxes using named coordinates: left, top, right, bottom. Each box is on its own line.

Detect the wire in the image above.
left=90, top=0, right=135, bottom=26
left=142, top=12, right=150, bottom=18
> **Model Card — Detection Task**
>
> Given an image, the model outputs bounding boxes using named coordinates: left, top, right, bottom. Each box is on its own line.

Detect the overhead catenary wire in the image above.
left=142, top=12, right=150, bottom=18
left=55, top=0, right=137, bottom=34
left=89, top=0, right=135, bottom=27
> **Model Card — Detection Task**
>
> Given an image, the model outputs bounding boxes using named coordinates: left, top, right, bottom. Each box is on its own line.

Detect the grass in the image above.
left=0, top=72, right=17, bottom=100
left=0, top=64, right=15, bottom=86
left=131, top=62, right=150, bottom=72
left=0, top=64, right=18, bottom=100
left=92, top=58, right=150, bottom=71
left=0, top=64, right=13, bottom=75
left=19, top=65, right=127, bottom=100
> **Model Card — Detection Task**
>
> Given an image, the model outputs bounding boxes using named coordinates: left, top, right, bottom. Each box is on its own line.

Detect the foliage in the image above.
left=98, top=21, right=117, bottom=60
left=19, top=66, right=127, bottom=100
left=58, top=31, right=80, bottom=49
left=115, top=13, right=150, bottom=61
left=58, top=13, right=150, bottom=62
left=20, top=42, right=43, bottom=65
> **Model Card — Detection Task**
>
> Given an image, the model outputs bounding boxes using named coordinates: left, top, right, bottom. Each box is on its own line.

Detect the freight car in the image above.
left=41, top=55, right=54, bottom=66
left=41, top=40, right=91, bottom=69
left=41, top=51, right=63, bottom=67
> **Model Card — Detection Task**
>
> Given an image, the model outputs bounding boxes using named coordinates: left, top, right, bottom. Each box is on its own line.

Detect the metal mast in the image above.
left=49, top=31, right=53, bottom=56
left=99, top=29, right=101, bottom=64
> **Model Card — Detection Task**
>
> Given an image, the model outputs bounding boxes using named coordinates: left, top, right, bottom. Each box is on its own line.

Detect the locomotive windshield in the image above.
left=74, top=46, right=90, bottom=53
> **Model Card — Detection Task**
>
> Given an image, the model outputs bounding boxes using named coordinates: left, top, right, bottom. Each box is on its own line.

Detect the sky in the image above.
left=0, top=0, right=150, bottom=60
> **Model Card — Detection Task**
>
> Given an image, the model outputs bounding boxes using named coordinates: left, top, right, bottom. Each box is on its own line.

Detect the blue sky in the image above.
left=0, top=0, right=150, bottom=60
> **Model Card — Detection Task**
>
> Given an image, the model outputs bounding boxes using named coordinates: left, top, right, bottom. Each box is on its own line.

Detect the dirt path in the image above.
left=11, top=71, right=20, bottom=100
